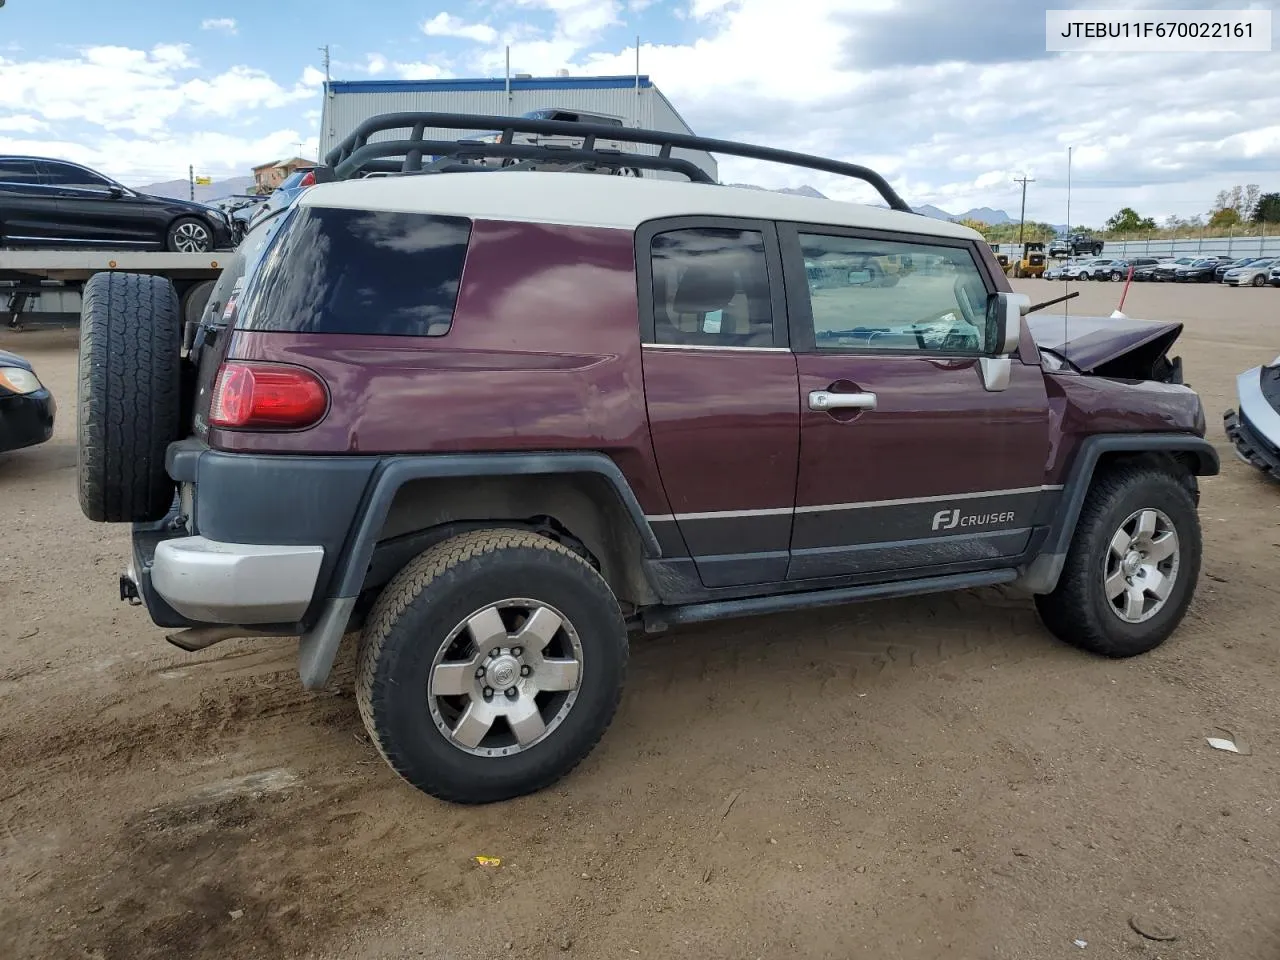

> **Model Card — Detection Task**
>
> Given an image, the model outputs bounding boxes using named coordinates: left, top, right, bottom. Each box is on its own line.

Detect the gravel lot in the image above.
left=2, top=279, right=1279, bottom=960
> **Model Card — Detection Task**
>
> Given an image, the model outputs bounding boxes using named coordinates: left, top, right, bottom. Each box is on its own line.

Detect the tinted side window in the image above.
left=0, top=159, right=40, bottom=185
left=41, top=162, right=111, bottom=186
left=236, top=207, right=472, bottom=337
left=650, top=227, right=774, bottom=348
left=798, top=233, right=991, bottom=354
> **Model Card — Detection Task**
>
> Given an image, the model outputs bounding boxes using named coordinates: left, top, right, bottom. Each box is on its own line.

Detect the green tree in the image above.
left=1104, top=207, right=1157, bottom=232
left=1252, top=192, right=1280, bottom=224
left=1209, top=207, right=1242, bottom=228
left=956, top=218, right=990, bottom=235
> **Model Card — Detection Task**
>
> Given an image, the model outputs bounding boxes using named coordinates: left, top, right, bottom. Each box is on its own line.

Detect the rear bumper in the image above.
left=151, top=535, right=324, bottom=623
left=0, top=389, right=55, bottom=453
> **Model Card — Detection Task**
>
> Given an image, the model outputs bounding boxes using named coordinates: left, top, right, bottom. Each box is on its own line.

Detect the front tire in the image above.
left=1034, top=466, right=1201, bottom=658
left=356, top=529, right=628, bottom=804
left=166, top=217, right=213, bottom=253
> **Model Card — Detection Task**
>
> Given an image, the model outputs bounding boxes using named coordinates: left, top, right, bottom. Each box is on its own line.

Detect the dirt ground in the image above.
left=2, top=279, right=1280, bottom=960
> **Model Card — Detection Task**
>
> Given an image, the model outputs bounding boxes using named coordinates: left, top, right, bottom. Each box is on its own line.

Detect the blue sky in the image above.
left=1, top=0, right=1277, bottom=225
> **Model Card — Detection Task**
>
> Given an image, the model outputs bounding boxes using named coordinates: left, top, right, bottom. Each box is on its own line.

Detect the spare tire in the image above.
left=77, top=272, right=182, bottom=523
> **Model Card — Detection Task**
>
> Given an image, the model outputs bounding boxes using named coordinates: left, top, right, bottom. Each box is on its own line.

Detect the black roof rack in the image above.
left=319, top=112, right=914, bottom=213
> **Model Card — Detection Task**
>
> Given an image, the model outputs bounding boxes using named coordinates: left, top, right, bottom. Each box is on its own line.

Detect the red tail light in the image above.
left=209, top=362, right=328, bottom=430
left=299, top=170, right=316, bottom=187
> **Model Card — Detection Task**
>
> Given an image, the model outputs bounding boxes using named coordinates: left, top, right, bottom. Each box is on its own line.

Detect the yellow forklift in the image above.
left=1012, top=241, right=1046, bottom=279
left=989, top=242, right=1010, bottom=272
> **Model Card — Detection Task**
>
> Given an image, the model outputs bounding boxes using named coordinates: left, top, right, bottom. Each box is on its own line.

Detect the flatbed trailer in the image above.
left=0, top=250, right=228, bottom=329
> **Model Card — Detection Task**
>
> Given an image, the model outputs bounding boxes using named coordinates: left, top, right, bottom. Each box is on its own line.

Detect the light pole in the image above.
left=1014, top=175, right=1035, bottom=247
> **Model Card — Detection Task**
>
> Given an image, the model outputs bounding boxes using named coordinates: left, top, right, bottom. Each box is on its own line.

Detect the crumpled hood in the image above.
left=0, top=348, right=35, bottom=371
left=1026, top=313, right=1184, bottom=379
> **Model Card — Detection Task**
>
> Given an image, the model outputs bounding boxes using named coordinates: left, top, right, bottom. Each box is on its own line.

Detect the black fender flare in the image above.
left=298, top=452, right=661, bottom=689
left=330, top=451, right=662, bottom=599
left=1017, top=432, right=1219, bottom=595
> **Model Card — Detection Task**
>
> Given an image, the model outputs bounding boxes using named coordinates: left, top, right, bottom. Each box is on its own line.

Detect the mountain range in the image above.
left=133, top=176, right=257, bottom=203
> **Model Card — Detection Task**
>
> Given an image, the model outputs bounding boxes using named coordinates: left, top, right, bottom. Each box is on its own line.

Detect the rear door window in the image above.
left=235, top=206, right=472, bottom=337
left=39, top=162, right=112, bottom=187
left=0, top=159, right=40, bottom=186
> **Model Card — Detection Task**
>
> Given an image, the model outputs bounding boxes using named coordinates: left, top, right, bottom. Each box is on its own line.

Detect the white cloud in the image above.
left=0, top=43, right=319, bottom=183
left=3, top=2, right=1278, bottom=223
left=200, top=17, right=238, bottom=35
left=392, top=61, right=452, bottom=81
left=422, top=12, right=499, bottom=44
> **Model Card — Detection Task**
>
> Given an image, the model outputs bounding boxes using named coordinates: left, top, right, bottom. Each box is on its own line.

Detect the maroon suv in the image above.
left=76, top=114, right=1217, bottom=804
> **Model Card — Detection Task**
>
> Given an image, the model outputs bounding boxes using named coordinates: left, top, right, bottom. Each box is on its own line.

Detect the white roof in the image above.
left=301, top=171, right=982, bottom=241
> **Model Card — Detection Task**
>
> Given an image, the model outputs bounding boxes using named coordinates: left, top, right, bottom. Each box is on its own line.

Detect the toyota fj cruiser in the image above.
left=76, top=114, right=1218, bottom=804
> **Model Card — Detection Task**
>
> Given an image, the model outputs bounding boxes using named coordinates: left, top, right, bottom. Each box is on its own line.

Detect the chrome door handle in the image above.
left=809, top=390, right=877, bottom=411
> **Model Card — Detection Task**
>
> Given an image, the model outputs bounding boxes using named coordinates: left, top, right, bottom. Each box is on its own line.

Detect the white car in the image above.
left=1223, top=257, right=1277, bottom=287
left=1060, top=259, right=1100, bottom=280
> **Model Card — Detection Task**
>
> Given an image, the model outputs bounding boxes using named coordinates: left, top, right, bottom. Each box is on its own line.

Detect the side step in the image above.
left=642, top=568, right=1019, bottom=632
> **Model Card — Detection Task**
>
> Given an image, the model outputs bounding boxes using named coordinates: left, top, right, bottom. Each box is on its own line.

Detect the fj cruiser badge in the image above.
left=932, top=509, right=1015, bottom=531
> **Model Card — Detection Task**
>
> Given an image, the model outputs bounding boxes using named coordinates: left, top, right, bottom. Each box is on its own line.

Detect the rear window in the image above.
left=236, top=206, right=471, bottom=337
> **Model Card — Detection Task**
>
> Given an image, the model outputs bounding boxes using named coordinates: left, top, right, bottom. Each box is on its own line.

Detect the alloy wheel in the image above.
left=1102, top=508, right=1180, bottom=624
left=427, top=599, right=584, bottom=757
left=173, top=221, right=211, bottom=253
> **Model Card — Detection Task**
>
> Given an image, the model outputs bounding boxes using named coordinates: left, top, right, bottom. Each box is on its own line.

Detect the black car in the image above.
left=1107, top=257, right=1161, bottom=280
left=1215, top=256, right=1262, bottom=281
left=0, top=348, right=55, bottom=454
left=1151, top=256, right=1199, bottom=281
left=1175, top=256, right=1234, bottom=282
left=0, top=156, right=235, bottom=253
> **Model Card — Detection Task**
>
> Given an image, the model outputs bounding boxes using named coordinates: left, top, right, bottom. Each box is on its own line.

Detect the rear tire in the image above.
left=1253, top=274, right=1266, bottom=287
left=1034, top=466, right=1201, bottom=658
left=356, top=529, right=628, bottom=804
left=77, top=272, right=182, bottom=523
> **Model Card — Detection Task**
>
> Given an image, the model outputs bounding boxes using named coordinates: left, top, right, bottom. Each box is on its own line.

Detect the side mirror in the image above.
left=987, top=291, right=1029, bottom=355
left=979, top=291, right=1030, bottom=394
left=108, top=185, right=125, bottom=198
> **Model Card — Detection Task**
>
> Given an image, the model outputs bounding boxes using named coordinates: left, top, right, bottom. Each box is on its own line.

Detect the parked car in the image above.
left=1214, top=256, right=1263, bottom=281
left=1049, top=233, right=1104, bottom=257
left=1222, top=257, right=1277, bottom=287
left=1174, top=257, right=1234, bottom=282
left=0, top=348, right=55, bottom=454
left=1102, top=257, right=1160, bottom=281
left=1225, top=355, right=1280, bottom=481
left=0, top=156, right=235, bottom=252
left=1061, top=258, right=1101, bottom=280
left=75, top=112, right=1218, bottom=805
left=247, top=168, right=317, bottom=228
left=1151, top=257, right=1198, bottom=281
left=1075, top=258, right=1125, bottom=280
left=1133, top=258, right=1176, bottom=282
left=1271, top=265, right=1280, bottom=287
left=212, top=194, right=268, bottom=244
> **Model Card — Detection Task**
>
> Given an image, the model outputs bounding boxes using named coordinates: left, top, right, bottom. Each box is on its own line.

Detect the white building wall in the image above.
left=319, top=78, right=717, bottom=181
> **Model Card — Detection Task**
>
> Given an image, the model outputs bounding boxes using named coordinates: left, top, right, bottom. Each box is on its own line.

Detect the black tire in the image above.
left=356, top=529, right=628, bottom=804
left=77, top=272, right=182, bottom=523
left=1111, top=271, right=1122, bottom=281
left=1252, top=274, right=1266, bottom=287
left=1034, top=465, right=1201, bottom=658
left=182, top=279, right=216, bottom=327
left=166, top=216, right=213, bottom=253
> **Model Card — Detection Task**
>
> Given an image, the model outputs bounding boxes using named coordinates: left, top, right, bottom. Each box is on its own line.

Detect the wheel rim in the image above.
left=173, top=221, right=210, bottom=253
left=1102, top=508, right=1180, bottom=624
left=427, top=599, right=584, bottom=757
